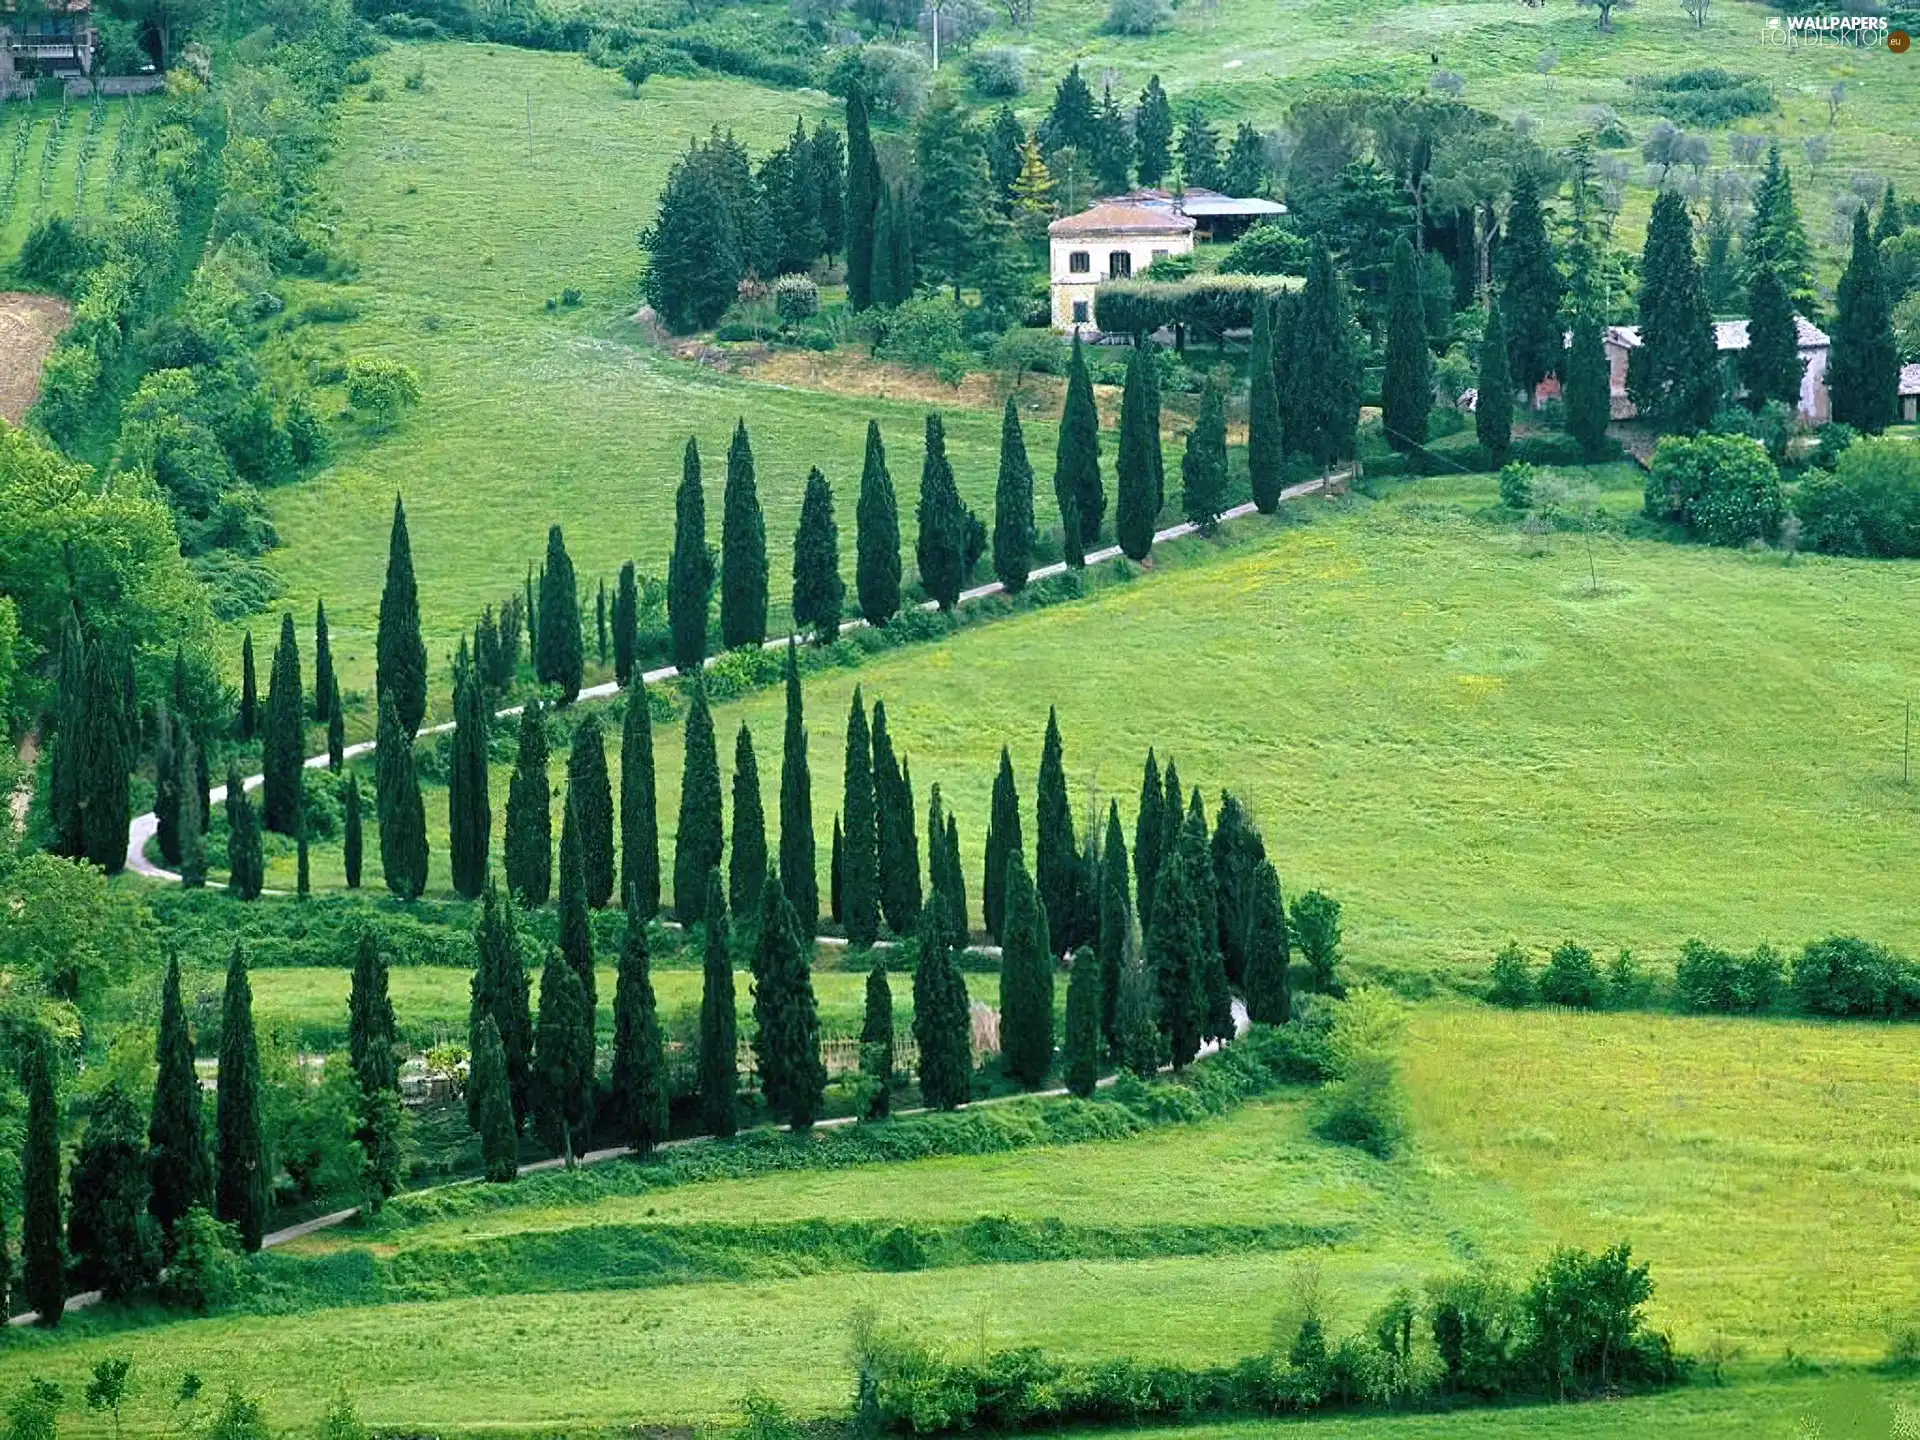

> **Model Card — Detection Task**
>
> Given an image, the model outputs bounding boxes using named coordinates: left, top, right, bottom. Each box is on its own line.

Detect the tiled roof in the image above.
left=1048, top=202, right=1197, bottom=238
left=1604, top=315, right=1830, bottom=352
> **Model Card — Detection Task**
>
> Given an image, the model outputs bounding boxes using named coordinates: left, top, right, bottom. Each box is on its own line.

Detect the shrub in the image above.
left=1313, top=1053, right=1408, bottom=1158
left=1105, top=0, right=1172, bottom=34
left=1142, top=252, right=1195, bottom=282
left=1806, top=422, right=1857, bottom=473
left=1795, top=438, right=1920, bottom=558
left=1644, top=433, right=1783, bottom=546
left=160, top=1206, right=246, bottom=1312
left=18, top=214, right=102, bottom=292
left=1791, top=935, right=1920, bottom=1019
left=878, top=295, right=966, bottom=371
left=965, top=46, right=1025, bottom=97
left=1486, top=943, right=1533, bottom=1007
left=773, top=273, right=820, bottom=326
left=1289, top=890, right=1343, bottom=993
left=343, top=355, right=422, bottom=429
left=1219, top=222, right=1312, bottom=277
left=1497, top=461, right=1535, bottom=509
left=1519, top=1243, right=1683, bottom=1399
left=1672, top=939, right=1780, bottom=1013
left=1538, top=942, right=1604, bottom=1009
left=1096, top=274, right=1299, bottom=339
left=1627, top=68, right=1773, bottom=127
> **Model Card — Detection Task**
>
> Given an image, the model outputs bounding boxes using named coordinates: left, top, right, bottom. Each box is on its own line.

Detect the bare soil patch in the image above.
left=0, top=292, right=70, bottom=424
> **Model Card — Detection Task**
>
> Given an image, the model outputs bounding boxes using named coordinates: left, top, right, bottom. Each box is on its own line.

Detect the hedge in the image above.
left=1094, top=274, right=1301, bottom=338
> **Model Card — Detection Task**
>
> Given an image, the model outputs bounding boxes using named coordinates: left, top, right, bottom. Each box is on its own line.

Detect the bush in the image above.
left=1806, top=422, right=1857, bottom=472
left=773, top=273, right=820, bottom=326
left=1486, top=943, right=1533, bottom=1007
left=1220, top=222, right=1311, bottom=277
left=965, top=46, right=1025, bottom=97
left=18, top=214, right=102, bottom=293
left=1520, top=1243, right=1683, bottom=1399
left=1644, top=433, right=1783, bottom=546
left=1794, top=438, right=1920, bottom=558
left=1627, top=68, right=1773, bottom=127
left=1791, top=935, right=1920, bottom=1019
left=1313, top=1053, right=1408, bottom=1158
left=1498, top=461, right=1535, bottom=509
left=1538, top=942, right=1604, bottom=1009
left=1672, top=938, right=1780, bottom=1014
left=160, top=1206, right=247, bottom=1312
left=343, top=355, right=422, bottom=429
left=878, top=295, right=967, bottom=371
left=1105, top=0, right=1172, bottom=33
left=1095, top=274, right=1299, bottom=339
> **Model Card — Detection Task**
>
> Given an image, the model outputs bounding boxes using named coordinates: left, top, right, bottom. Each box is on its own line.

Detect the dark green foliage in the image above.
left=68, top=1082, right=161, bottom=1300
left=841, top=686, right=880, bottom=946
left=730, top=723, right=767, bottom=919
left=912, top=87, right=999, bottom=299
left=326, top=676, right=345, bottom=773
left=310, top=602, right=334, bottom=727
left=752, top=872, right=825, bottom=1130
left=348, top=928, right=399, bottom=1095
left=1290, top=890, right=1342, bottom=993
left=620, top=677, right=660, bottom=919
left=1829, top=205, right=1899, bottom=434
left=216, top=944, right=267, bottom=1251
left=856, top=421, right=902, bottom=625
left=915, top=413, right=968, bottom=611
left=557, top=793, right=596, bottom=1020
left=999, top=852, right=1055, bottom=1089
left=1063, top=946, right=1101, bottom=1098
left=149, top=956, right=211, bottom=1235
left=154, top=703, right=182, bottom=867
left=1149, top=802, right=1209, bottom=1068
left=1796, top=439, right=1920, bottom=558
left=1382, top=238, right=1433, bottom=452
left=238, top=630, right=258, bottom=741
left=1034, top=706, right=1082, bottom=955
left=1739, top=267, right=1803, bottom=412
left=1643, top=433, right=1783, bottom=546
left=872, top=704, right=921, bottom=935
left=913, top=895, right=973, bottom=1110
left=611, top=888, right=670, bottom=1153
left=1286, top=244, right=1361, bottom=468
left=448, top=645, right=491, bottom=900
left=533, top=950, right=593, bottom=1165
left=48, top=609, right=86, bottom=856
left=1791, top=935, right=1919, bottom=1019
left=1473, top=298, right=1514, bottom=465
left=1524, top=1244, right=1676, bottom=1400
left=1673, top=939, right=1780, bottom=1014
left=613, top=562, right=639, bottom=686
left=1133, top=749, right=1164, bottom=933
left=1564, top=310, right=1611, bottom=460
left=792, top=466, right=845, bottom=644
left=929, top=784, right=969, bottom=953
left=1096, top=803, right=1129, bottom=1047
left=1113, top=918, right=1161, bottom=1079
left=566, top=712, right=615, bottom=909
left=375, top=694, right=428, bottom=901
left=1178, top=105, right=1221, bottom=190
left=992, top=397, right=1036, bottom=592
left=341, top=771, right=362, bottom=891
left=1498, top=171, right=1565, bottom=395
left=1628, top=189, right=1718, bottom=433
left=1180, top=379, right=1228, bottom=530
left=1054, top=336, right=1104, bottom=548
left=505, top=700, right=552, bottom=906
left=983, top=746, right=1023, bottom=943
left=1487, top=942, right=1534, bottom=1008
left=846, top=81, right=878, bottom=310
left=1134, top=75, right=1173, bottom=186
left=225, top=761, right=264, bottom=901
left=1539, top=941, right=1605, bottom=1009
left=1209, top=792, right=1266, bottom=983
left=1743, top=142, right=1814, bottom=315
left=699, top=869, right=738, bottom=1138
left=177, top=733, right=207, bottom=888
left=861, top=962, right=894, bottom=1119
left=536, top=526, right=584, bottom=702
left=1116, top=342, right=1160, bottom=557
left=21, top=1035, right=63, bottom=1323
left=779, top=645, right=819, bottom=936
left=78, top=640, right=131, bottom=873
left=297, top=816, right=312, bottom=900
left=1247, top=302, right=1284, bottom=512
left=377, top=496, right=427, bottom=737
left=471, top=881, right=533, bottom=1129
left=675, top=683, right=725, bottom=921
left=721, top=418, right=770, bottom=649
left=830, top=816, right=843, bottom=923
left=261, top=612, right=303, bottom=833
left=470, top=1016, right=518, bottom=1182
left=1243, top=859, right=1291, bottom=1025
left=669, top=438, right=713, bottom=673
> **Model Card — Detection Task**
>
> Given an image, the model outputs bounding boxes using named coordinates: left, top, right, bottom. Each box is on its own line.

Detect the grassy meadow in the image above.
left=0, top=92, right=146, bottom=261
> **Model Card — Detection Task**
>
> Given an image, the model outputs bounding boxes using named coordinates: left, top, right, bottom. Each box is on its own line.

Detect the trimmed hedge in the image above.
left=1094, top=274, right=1300, bottom=338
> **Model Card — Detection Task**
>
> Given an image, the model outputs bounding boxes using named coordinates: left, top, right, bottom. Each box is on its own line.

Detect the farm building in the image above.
left=0, top=0, right=94, bottom=83
left=1901, top=363, right=1920, bottom=425
left=1601, top=316, right=1831, bottom=422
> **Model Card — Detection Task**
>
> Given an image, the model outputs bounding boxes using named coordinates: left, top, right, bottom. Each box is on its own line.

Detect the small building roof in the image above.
left=1901, top=362, right=1920, bottom=398
left=1603, top=316, right=1829, bottom=353
left=1178, top=196, right=1288, bottom=218
left=1049, top=202, right=1196, bottom=239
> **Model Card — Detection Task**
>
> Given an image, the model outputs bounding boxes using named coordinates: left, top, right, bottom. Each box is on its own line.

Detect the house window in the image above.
left=1072, top=300, right=1089, bottom=324
left=1109, top=250, right=1132, bottom=279
left=1069, top=251, right=1091, bottom=274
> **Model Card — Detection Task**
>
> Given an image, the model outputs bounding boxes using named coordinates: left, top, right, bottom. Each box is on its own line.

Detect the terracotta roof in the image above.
left=1049, top=202, right=1196, bottom=238
left=1604, top=315, right=1829, bottom=352
left=1901, top=363, right=1920, bottom=398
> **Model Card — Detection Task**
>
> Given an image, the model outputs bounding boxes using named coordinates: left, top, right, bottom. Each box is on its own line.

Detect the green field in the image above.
left=0, top=92, right=145, bottom=259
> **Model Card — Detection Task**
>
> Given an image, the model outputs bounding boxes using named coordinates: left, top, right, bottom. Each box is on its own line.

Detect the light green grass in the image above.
left=0, top=93, right=143, bottom=259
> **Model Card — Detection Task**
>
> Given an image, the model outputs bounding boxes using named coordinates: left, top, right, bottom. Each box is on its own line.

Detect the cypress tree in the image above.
left=1564, top=306, right=1611, bottom=460
left=149, top=956, right=210, bottom=1236
left=1875, top=182, right=1903, bottom=244
left=21, top=1034, right=63, bottom=1324
left=841, top=687, right=879, bottom=946
left=1114, top=906, right=1160, bottom=1078
left=341, top=770, right=362, bottom=891
left=1181, top=379, right=1228, bottom=531
left=297, top=813, right=311, bottom=899
left=1143, top=337, right=1167, bottom=514
left=375, top=693, right=428, bottom=901
left=377, top=495, right=428, bottom=737
left=448, top=642, right=491, bottom=900
left=778, top=644, right=818, bottom=936
left=720, top=418, right=770, bottom=649
left=596, top=580, right=607, bottom=667
left=871, top=703, right=920, bottom=935
left=1054, top=335, right=1104, bottom=549
left=470, top=1016, right=519, bottom=1182
left=1740, top=266, right=1805, bottom=411
left=944, top=812, right=967, bottom=950
left=1116, top=343, right=1158, bottom=558
left=730, top=723, right=767, bottom=919
left=1160, top=757, right=1184, bottom=900
left=1499, top=169, right=1565, bottom=396
left=1744, top=142, right=1815, bottom=315
left=313, top=600, right=334, bottom=724
left=154, top=703, right=180, bottom=867
left=1289, top=244, right=1361, bottom=470
left=914, top=414, right=967, bottom=611
left=326, top=675, right=345, bottom=773
left=698, top=868, right=737, bottom=1137
left=1210, top=791, right=1264, bottom=982
left=753, top=872, right=825, bottom=1130
left=49, top=612, right=86, bottom=858
left=558, top=792, right=596, bottom=1028
left=829, top=816, right=844, bottom=923
left=1247, top=301, right=1284, bottom=512
left=855, top=420, right=902, bottom=625
left=1150, top=801, right=1209, bottom=1069
left=1135, top=750, right=1164, bottom=929
left=1034, top=707, right=1080, bottom=955
left=238, top=630, right=258, bottom=741
left=621, top=678, right=660, bottom=919
left=525, top=564, right=539, bottom=661
left=177, top=734, right=206, bottom=887
left=566, top=712, right=615, bottom=908
left=611, top=886, right=669, bottom=1153
left=76, top=640, right=130, bottom=873
left=846, top=81, right=878, bottom=311
left=1063, top=945, right=1100, bottom=1098
left=992, top=396, right=1036, bottom=592
left=1382, top=237, right=1433, bottom=452
left=1243, top=858, right=1292, bottom=1025
left=860, top=962, right=893, bottom=1119
left=68, top=1080, right=160, bottom=1300
left=471, top=880, right=533, bottom=1130
left=984, top=746, right=1021, bottom=942
left=674, top=682, right=725, bottom=921
left=1629, top=188, right=1718, bottom=433
left=792, top=466, right=845, bottom=644
left=505, top=700, right=552, bottom=905
left=216, top=943, right=267, bottom=1251
left=999, top=851, right=1055, bottom=1089
left=1477, top=297, right=1514, bottom=466
left=613, top=561, right=639, bottom=686
left=225, top=762, right=263, bottom=901
left=912, top=895, right=973, bottom=1109
left=669, top=438, right=713, bottom=673
left=536, top=526, right=584, bottom=702
left=1098, top=801, right=1129, bottom=1047
left=348, top=928, right=398, bottom=1096
left=532, top=950, right=592, bottom=1166
left=1829, top=204, right=1899, bottom=434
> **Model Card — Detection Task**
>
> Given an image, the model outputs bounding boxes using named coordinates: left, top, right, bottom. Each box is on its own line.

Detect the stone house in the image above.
left=1601, top=316, right=1831, bottom=422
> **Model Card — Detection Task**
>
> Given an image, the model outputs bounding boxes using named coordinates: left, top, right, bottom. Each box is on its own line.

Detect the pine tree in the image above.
left=225, top=761, right=263, bottom=901
left=1181, top=379, right=1229, bottom=530
left=67, top=1080, right=160, bottom=1300
left=724, top=722, right=767, bottom=921
left=327, top=676, right=345, bottom=773
left=471, top=880, right=533, bottom=1130
left=1134, top=76, right=1173, bottom=187
left=675, top=682, right=725, bottom=921
left=470, top=1016, right=519, bottom=1182
left=1063, top=946, right=1101, bottom=1098
left=855, top=421, right=902, bottom=625
left=753, top=873, right=825, bottom=1129
left=1148, top=805, right=1207, bottom=1069
left=984, top=746, right=1022, bottom=941
left=611, top=887, right=669, bottom=1153
left=567, top=711, right=615, bottom=908
left=237, top=630, right=258, bottom=742
left=669, top=438, right=713, bottom=673
left=532, top=950, right=592, bottom=1166
left=313, top=600, right=334, bottom=724
left=378, top=496, right=428, bottom=736
left=375, top=693, right=428, bottom=900
left=341, top=770, right=362, bottom=891
left=1247, top=301, right=1285, bottom=512
left=1289, top=244, right=1362, bottom=469
left=1177, top=105, right=1221, bottom=190
left=1740, top=265, right=1804, bottom=411
left=1243, top=858, right=1291, bottom=1025
left=778, top=644, right=819, bottom=936
left=1743, top=142, right=1814, bottom=315
left=78, top=641, right=130, bottom=873
left=449, top=644, right=491, bottom=900
left=1091, top=84, right=1132, bottom=195
left=21, top=1034, right=62, bottom=1324
left=720, top=419, right=770, bottom=649
left=1054, top=336, right=1105, bottom=549
left=1034, top=707, right=1081, bottom=955
left=613, top=562, right=639, bottom=686
left=860, top=962, right=893, bottom=1118
left=505, top=700, right=552, bottom=906
left=149, top=956, right=210, bottom=1237
left=1098, top=802, right=1130, bottom=1047
left=259, top=613, right=303, bottom=835
left=1499, top=170, right=1565, bottom=396
left=1477, top=297, right=1514, bottom=466
left=841, top=686, right=879, bottom=947
left=558, top=792, right=596, bottom=1031
left=215, top=944, right=266, bottom=1250
left=915, top=413, right=968, bottom=611
left=621, top=677, right=660, bottom=919
left=792, top=466, right=845, bottom=644
left=992, top=396, right=1037, bottom=592
left=698, top=868, right=737, bottom=1137
left=912, top=895, right=973, bottom=1109
left=348, top=928, right=398, bottom=1095
left=535, top=526, right=584, bottom=702
left=1630, top=188, right=1718, bottom=433
left=998, top=851, right=1055, bottom=1088
left=846, top=81, right=878, bottom=311
left=1009, top=132, right=1054, bottom=239
left=1829, top=204, right=1899, bottom=434
left=1382, top=237, right=1433, bottom=452
left=913, top=86, right=998, bottom=300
